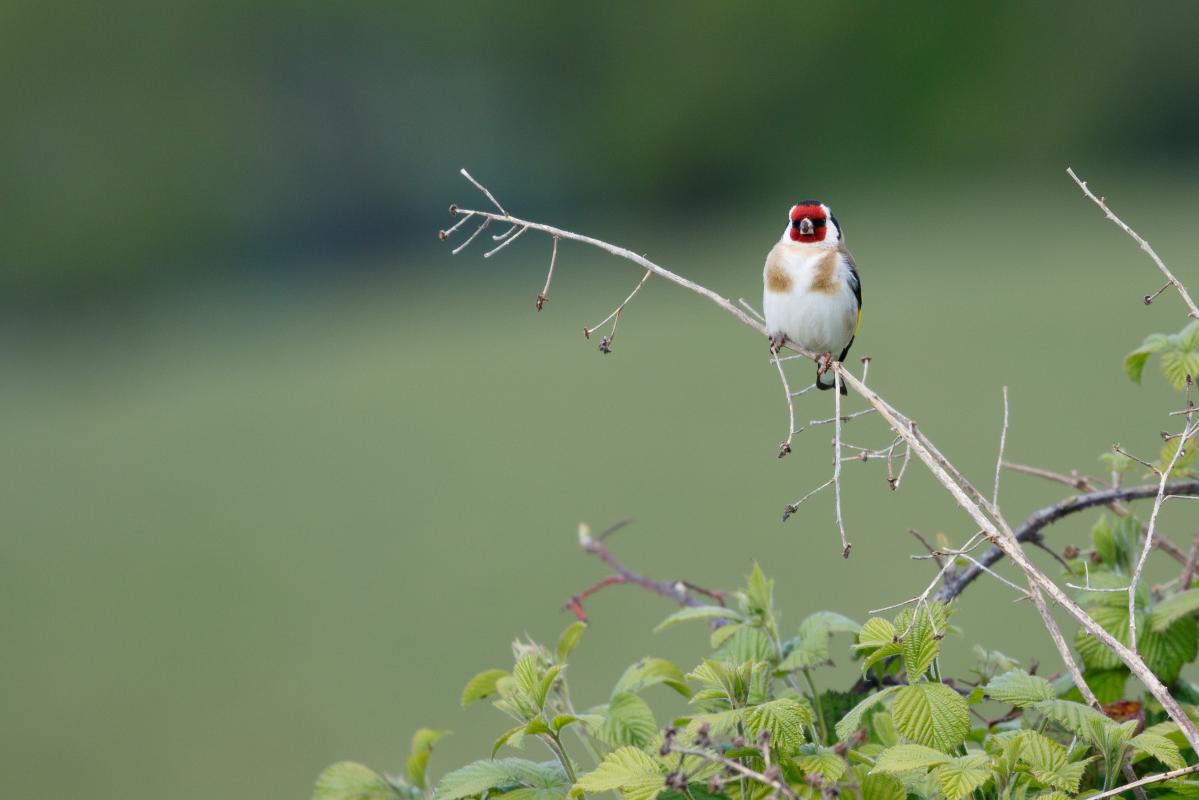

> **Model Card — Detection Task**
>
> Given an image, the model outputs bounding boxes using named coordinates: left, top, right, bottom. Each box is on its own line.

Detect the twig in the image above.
left=669, top=746, right=797, bottom=800
left=936, top=480, right=1199, bottom=601
left=993, top=387, right=1009, bottom=511
left=583, top=268, right=652, bottom=352
left=1129, top=421, right=1198, bottom=652
left=737, top=298, right=765, bottom=323
left=460, top=168, right=508, bottom=216
left=1067, top=168, right=1199, bottom=319
left=566, top=522, right=720, bottom=623
left=774, top=352, right=797, bottom=458
left=536, top=235, right=559, bottom=311
left=782, top=479, right=834, bottom=522
left=908, top=529, right=946, bottom=570
left=1080, top=763, right=1199, bottom=800
left=1004, top=460, right=1188, bottom=563
left=834, top=369, right=850, bottom=558
left=1179, top=528, right=1199, bottom=589
left=483, top=224, right=529, bottom=258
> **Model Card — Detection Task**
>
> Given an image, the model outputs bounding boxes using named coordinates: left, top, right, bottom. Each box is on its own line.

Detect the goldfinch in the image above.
left=762, top=200, right=862, bottom=394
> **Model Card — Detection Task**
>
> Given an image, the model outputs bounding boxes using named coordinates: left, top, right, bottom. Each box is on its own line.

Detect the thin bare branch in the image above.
left=460, top=168, right=509, bottom=216
left=567, top=521, right=723, bottom=622
left=536, top=235, right=559, bottom=311
left=834, top=369, right=850, bottom=558
left=1130, top=421, right=1198, bottom=652
left=1081, top=763, right=1199, bottom=800
left=993, top=386, right=1010, bottom=511
left=773, top=352, right=797, bottom=458
left=483, top=224, right=529, bottom=258
left=1179, top=528, right=1199, bottom=589
left=1067, top=167, right=1199, bottom=319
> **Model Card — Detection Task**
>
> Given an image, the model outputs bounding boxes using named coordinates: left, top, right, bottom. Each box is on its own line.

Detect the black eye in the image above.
left=812, top=218, right=827, bottom=228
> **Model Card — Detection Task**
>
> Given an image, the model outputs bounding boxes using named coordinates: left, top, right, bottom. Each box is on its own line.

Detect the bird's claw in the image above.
left=816, top=352, right=834, bottom=376
left=769, top=335, right=786, bottom=356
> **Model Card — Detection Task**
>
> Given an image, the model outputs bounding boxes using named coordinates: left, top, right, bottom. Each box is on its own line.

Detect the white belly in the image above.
left=763, top=251, right=857, bottom=354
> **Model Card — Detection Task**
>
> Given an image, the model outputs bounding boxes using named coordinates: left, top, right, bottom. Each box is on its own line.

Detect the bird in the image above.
left=762, top=200, right=861, bottom=395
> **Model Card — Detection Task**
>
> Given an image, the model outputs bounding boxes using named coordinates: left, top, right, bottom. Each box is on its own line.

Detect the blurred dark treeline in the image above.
left=3, top=1, right=1198, bottom=302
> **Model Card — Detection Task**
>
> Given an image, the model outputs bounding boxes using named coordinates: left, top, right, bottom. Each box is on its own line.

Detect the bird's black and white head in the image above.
left=782, top=200, right=842, bottom=247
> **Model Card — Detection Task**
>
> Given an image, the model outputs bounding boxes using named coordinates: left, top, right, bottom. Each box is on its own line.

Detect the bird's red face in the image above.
left=788, top=202, right=828, bottom=243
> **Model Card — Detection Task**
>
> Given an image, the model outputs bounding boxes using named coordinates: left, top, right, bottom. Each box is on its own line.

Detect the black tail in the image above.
left=816, top=340, right=854, bottom=395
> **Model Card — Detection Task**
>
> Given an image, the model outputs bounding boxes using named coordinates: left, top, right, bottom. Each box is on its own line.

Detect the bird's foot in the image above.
left=769, top=334, right=786, bottom=356
left=816, top=352, right=834, bottom=376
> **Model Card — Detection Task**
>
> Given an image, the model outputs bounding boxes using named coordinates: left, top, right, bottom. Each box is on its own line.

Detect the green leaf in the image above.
left=535, top=665, right=564, bottom=709
left=613, top=658, right=690, bottom=698
left=1151, top=589, right=1199, bottom=632
left=1125, top=333, right=1169, bottom=384
left=314, top=762, right=401, bottom=800
left=492, top=725, right=526, bottom=757
left=556, top=622, right=587, bottom=663
left=461, top=669, right=509, bottom=707
left=1016, top=731, right=1091, bottom=793
left=934, top=753, right=993, bottom=800
left=856, top=618, right=898, bottom=650
left=572, top=747, right=664, bottom=800
left=1030, top=699, right=1113, bottom=739
left=891, top=683, right=970, bottom=752
left=797, top=745, right=847, bottom=781
left=1072, top=669, right=1128, bottom=705
left=1160, top=349, right=1199, bottom=390
left=802, top=610, right=863, bottom=637
left=654, top=605, right=744, bottom=632
left=1075, top=604, right=1129, bottom=672
left=745, top=562, right=774, bottom=618
left=853, top=766, right=906, bottom=800
left=1130, top=732, right=1186, bottom=769
left=715, top=625, right=773, bottom=663
left=599, top=692, right=658, bottom=748
left=871, top=743, right=951, bottom=773
left=985, top=670, right=1055, bottom=707
left=1141, top=614, right=1199, bottom=683
left=743, top=698, right=812, bottom=752
left=900, top=609, right=942, bottom=680
left=835, top=685, right=901, bottom=741
left=435, top=759, right=567, bottom=800
left=407, top=729, right=451, bottom=789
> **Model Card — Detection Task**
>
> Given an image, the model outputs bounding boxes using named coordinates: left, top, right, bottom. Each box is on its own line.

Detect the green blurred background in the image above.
left=3, top=2, right=1199, bottom=798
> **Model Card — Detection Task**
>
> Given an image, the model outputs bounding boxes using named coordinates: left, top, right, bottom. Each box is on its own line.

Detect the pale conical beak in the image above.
left=798, top=217, right=814, bottom=236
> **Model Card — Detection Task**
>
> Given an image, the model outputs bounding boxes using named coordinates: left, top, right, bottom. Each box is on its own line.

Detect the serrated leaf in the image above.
left=614, top=658, right=690, bottom=698
left=1075, top=604, right=1129, bottom=671
left=1152, top=589, right=1199, bottom=632
left=599, top=692, right=658, bottom=748
left=534, top=665, right=564, bottom=709
left=572, top=747, right=663, bottom=800
left=743, top=698, right=812, bottom=752
left=716, top=625, right=773, bottom=663
left=985, top=670, right=1055, bottom=707
left=797, top=745, right=847, bottom=781
left=835, top=685, right=901, bottom=741
left=654, top=605, right=744, bottom=632
left=802, top=610, right=863, bottom=637
left=407, top=729, right=451, bottom=789
left=871, top=744, right=951, bottom=773
left=856, top=618, right=898, bottom=650
left=461, top=669, right=509, bottom=707
left=1161, top=349, right=1199, bottom=391
left=314, top=762, right=401, bottom=800
left=556, top=622, right=587, bottom=663
left=1125, top=334, right=1170, bottom=385
left=901, top=609, right=942, bottom=680
left=1068, top=669, right=1127, bottom=705
left=745, top=562, right=774, bottom=617
left=709, top=623, right=742, bottom=650
left=492, top=725, right=525, bottom=757
left=872, top=711, right=898, bottom=747
left=854, top=766, right=906, bottom=800
left=1130, top=732, right=1186, bottom=769
left=435, top=759, right=567, bottom=800
left=1031, top=699, right=1113, bottom=739
left=935, top=753, right=993, bottom=800
left=891, top=683, right=970, bottom=752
